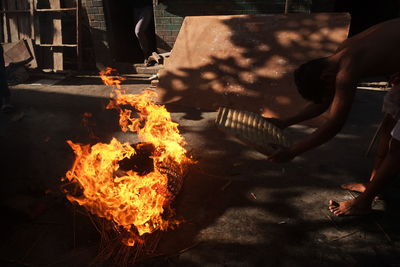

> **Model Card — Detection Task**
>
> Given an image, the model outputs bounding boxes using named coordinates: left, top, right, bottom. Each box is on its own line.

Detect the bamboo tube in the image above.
left=215, top=107, right=292, bottom=155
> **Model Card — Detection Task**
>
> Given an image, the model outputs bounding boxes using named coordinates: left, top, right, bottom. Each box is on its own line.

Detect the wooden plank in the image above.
left=2, top=39, right=33, bottom=66
left=37, top=44, right=77, bottom=47
left=16, top=0, right=23, bottom=39
left=6, top=0, right=19, bottom=42
left=29, top=0, right=35, bottom=39
left=1, top=0, right=9, bottom=42
left=33, top=0, right=40, bottom=43
left=49, top=0, right=61, bottom=11
left=0, top=10, right=30, bottom=13
left=49, top=0, right=63, bottom=70
left=52, top=46, right=63, bottom=70
left=2, top=39, right=37, bottom=68
left=49, top=0, right=62, bottom=44
left=76, top=0, right=81, bottom=69
left=284, top=0, right=289, bottom=14
left=17, top=0, right=30, bottom=39
left=24, top=39, right=37, bottom=68
left=36, top=8, right=77, bottom=11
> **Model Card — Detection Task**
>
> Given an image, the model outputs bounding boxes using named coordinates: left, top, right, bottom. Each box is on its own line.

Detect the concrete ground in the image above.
left=1, top=74, right=400, bottom=267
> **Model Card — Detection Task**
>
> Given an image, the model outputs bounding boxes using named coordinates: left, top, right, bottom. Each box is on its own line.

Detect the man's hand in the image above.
left=390, top=72, right=400, bottom=85
left=267, top=147, right=296, bottom=163
left=264, top=118, right=288, bottom=129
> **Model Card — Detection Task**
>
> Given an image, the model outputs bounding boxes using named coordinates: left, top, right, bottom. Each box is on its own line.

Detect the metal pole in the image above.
left=365, top=116, right=385, bottom=158
left=284, top=0, right=289, bottom=14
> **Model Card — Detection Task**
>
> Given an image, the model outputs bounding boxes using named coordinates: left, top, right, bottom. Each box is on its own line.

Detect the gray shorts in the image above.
left=383, top=84, right=400, bottom=140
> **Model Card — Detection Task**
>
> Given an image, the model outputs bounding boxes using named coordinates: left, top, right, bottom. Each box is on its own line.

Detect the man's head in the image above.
left=294, top=57, right=336, bottom=104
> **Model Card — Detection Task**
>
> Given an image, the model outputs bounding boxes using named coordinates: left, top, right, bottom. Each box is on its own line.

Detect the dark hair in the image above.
left=294, top=57, right=332, bottom=104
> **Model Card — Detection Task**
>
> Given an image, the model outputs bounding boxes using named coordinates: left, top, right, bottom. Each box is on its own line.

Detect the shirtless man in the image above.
left=266, top=18, right=400, bottom=216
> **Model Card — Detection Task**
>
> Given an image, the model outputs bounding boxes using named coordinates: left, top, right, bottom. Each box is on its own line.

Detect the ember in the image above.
left=63, top=67, right=193, bottom=246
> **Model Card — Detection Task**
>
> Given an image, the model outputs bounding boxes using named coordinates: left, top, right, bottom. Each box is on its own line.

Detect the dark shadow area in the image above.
left=155, top=34, right=172, bottom=54
left=103, top=0, right=157, bottom=64
left=0, top=85, right=400, bottom=266
left=333, top=0, right=400, bottom=36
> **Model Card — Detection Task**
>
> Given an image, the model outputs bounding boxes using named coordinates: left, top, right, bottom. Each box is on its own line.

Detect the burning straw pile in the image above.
left=62, top=68, right=193, bottom=264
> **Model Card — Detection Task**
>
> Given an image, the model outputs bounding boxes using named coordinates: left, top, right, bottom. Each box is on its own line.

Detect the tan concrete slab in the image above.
left=157, top=13, right=350, bottom=126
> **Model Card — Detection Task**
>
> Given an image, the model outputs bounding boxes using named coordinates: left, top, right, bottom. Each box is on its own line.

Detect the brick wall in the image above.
left=154, top=0, right=312, bottom=52
left=83, top=0, right=107, bottom=30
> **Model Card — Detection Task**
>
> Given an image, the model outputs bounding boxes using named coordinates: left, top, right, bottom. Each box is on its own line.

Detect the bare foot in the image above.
left=328, top=199, right=372, bottom=216
left=340, top=182, right=366, bottom=193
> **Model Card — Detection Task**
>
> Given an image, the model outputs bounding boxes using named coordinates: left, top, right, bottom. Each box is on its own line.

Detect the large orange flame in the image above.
left=64, top=68, right=193, bottom=246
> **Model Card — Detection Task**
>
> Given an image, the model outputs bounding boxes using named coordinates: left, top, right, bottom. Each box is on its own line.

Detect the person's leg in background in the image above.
left=329, top=120, right=400, bottom=216
left=133, top=5, right=155, bottom=62
left=341, top=114, right=396, bottom=194
left=329, top=81, right=400, bottom=216
left=341, top=80, right=400, bottom=194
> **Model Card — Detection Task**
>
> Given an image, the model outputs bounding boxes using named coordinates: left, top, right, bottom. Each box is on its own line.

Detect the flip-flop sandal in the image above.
left=1, top=103, right=14, bottom=113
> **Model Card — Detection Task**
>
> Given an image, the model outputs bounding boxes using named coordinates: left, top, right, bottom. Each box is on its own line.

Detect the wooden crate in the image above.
left=0, top=0, right=82, bottom=71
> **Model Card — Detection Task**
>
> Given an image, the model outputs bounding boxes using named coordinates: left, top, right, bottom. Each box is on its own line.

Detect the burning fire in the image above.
left=64, top=68, right=193, bottom=246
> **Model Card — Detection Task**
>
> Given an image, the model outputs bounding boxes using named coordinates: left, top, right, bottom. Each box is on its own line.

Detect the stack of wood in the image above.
left=0, top=0, right=81, bottom=72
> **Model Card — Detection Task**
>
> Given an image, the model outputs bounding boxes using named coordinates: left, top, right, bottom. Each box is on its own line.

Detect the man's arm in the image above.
left=291, top=84, right=355, bottom=155
left=284, top=101, right=330, bottom=127
left=269, top=63, right=358, bottom=162
left=265, top=101, right=329, bottom=129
